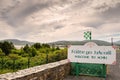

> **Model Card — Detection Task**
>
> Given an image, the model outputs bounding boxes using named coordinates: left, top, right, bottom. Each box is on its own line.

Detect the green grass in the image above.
left=0, top=69, right=13, bottom=74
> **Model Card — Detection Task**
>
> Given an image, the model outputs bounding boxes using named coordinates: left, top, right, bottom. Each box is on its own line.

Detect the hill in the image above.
left=1, top=39, right=119, bottom=46
left=114, top=40, right=120, bottom=46
left=49, top=40, right=112, bottom=46
left=0, top=39, right=34, bottom=45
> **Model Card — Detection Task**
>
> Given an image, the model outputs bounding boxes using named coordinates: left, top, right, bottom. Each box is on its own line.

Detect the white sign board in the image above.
left=68, top=42, right=116, bottom=65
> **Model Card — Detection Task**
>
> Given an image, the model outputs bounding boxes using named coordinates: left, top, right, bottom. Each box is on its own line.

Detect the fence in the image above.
left=0, top=50, right=67, bottom=74
left=71, top=63, right=106, bottom=78
left=0, top=57, right=42, bottom=73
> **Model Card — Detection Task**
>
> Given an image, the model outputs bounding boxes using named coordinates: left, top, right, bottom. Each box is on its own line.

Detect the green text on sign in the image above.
left=68, top=42, right=116, bottom=65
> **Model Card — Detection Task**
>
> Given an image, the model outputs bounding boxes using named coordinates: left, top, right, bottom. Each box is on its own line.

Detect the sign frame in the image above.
left=68, top=42, right=116, bottom=65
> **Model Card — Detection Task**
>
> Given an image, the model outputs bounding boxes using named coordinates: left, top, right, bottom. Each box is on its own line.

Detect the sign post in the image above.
left=68, top=42, right=116, bottom=77
left=68, top=31, right=116, bottom=78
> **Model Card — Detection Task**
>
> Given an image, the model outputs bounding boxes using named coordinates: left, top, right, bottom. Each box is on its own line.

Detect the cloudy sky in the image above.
left=0, top=0, right=120, bottom=43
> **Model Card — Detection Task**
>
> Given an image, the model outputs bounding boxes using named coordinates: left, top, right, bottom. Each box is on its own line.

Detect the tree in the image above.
left=42, top=44, right=50, bottom=48
left=23, top=44, right=37, bottom=57
left=23, top=44, right=30, bottom=53
left=29, top=47, right=37, bottom=57
left=0, top=49, right=5, bottom=58
left=0, top=49, right=5, bottom=71
left=0, top=41, right=15, bottom=55
left=32, top=43, right=41, bottom=49
left=9, top=54, right=19, bottom=71
left=0, top=42, right=2, bottom=48
left=9, top=53, right=19, bottom=60
left=56, top=46, right=60, bottom=50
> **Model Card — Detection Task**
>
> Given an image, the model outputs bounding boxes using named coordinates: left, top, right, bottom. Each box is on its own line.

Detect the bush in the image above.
left=0, top=45, right=67, bottom=74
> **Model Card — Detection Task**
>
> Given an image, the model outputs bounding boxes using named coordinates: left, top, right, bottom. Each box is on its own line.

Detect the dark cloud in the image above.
left=1, top=0, right=120, bottom=28
left=0, top=0, right=74, bottom=27
left=99, top=3, right=120, bottom=22
left=81, top=21, right=105, bottom=28
left=78, top=2, right=120, bottom=28
left=0, top=0, right=53, bottom=27
left=62, top=0, right=88, bottom=14
left=54, top=25, right=64, bottom=30
left=69, top=0, right=88, bottom=9
left=95, top=3, right=108, bottom=10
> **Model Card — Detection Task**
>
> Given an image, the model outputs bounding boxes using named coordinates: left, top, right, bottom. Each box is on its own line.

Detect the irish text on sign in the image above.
left=68, top=42, right=116, bottom=65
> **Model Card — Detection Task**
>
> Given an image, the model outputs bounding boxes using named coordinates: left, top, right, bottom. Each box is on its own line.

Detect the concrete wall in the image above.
left=0, top=59, right=70, bottom=80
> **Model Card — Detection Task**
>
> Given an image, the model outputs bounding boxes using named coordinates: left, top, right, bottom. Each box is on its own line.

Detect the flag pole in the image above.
left=111, top=37, right=113, bottom=46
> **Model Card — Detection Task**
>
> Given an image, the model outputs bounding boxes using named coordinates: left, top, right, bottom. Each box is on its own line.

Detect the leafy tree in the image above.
left=29, top=47, right=37, bottom=57
left=11, top=49, right=21, bottom=55
left=0, top=49, right=5, bottom=58
left=56, top=46, right=60, bottom=50
left=0, top=41, right=15, bottom=55
left=32, top=43, right=41, bottom=49
left=23, top=44, right=30, bottom=53
left=10, top=42, right=15, bottom=49
left=9, top=53, right=19, bottom=71
left=51, top=47, right=55, bottom=52
left=42, top=44, right=50, bottom=48
left=0, top=42, right=2, bottom=48
left=0, top=49, right=5, bottom=71
left=54, top=50, right=61, bottom=61
left=23, top=44, right=37, bottom=57
left=9, top=54, right=19, bottom=60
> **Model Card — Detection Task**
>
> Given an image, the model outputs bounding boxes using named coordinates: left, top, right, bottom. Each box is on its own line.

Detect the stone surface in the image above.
left=0, top=59, right=70, bottom=80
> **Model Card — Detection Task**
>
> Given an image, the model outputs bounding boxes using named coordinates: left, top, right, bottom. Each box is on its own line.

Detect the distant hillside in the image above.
left=1, top=39, right=119, bottom=46
left=0, top=39, right=34, bottom=45
left=49, top=40, right=112, bottom=46
left=114, top=40, right=120, bottom=46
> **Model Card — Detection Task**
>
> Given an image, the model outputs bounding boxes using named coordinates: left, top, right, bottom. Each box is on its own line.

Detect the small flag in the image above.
left=84, top=31, right=92, bottom=40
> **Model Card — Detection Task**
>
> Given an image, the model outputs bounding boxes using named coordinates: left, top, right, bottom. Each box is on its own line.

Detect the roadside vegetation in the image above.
left=0, top=41, right=67, bottom=74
